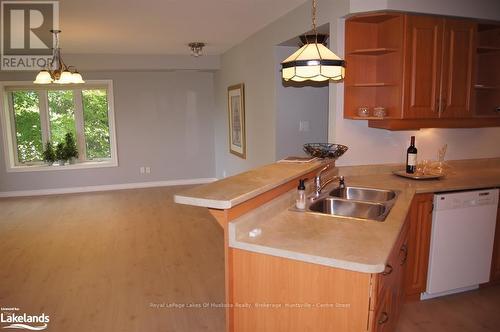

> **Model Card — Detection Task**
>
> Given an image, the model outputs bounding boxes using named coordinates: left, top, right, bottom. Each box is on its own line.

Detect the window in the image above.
left=1, top=81, right=117, bottom=171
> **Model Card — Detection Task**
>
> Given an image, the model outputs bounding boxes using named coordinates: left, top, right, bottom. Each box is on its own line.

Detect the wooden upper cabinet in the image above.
left=403, top=15, right=443, bottom=119
left=403, top=16, right=476, bottom=119
left=474, top=23, right=500, bottom=117
left=344, top=13, right=405, bottom=120
left=440, top=19, right=476, bottom=118
left=345, top=11, right=500, bottom=129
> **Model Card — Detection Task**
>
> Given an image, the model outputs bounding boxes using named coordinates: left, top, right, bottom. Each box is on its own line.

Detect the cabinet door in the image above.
left=371, top=216, right=409, bottom=332
left=403, top=16, right=443, bottom=118
left=393, top=221, right=409, bottom=320
left=372, top=288, right=393, bottom=332
left=404, top=193, right=433, bottom=300
left=490, top=203, right=500, bottom=283
left=440, top=19, right=476, bottom=118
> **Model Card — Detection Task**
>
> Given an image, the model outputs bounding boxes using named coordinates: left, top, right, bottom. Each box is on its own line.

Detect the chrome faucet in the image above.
left=314, top=164, right=345, bottom=197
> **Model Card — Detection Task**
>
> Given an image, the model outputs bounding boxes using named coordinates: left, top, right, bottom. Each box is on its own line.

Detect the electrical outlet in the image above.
left=145, top=166, right=151, bottom=174
left=140, top=166, right=145, bottom=174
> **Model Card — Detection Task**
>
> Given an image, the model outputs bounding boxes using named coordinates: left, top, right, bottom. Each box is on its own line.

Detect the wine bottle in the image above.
left=406, top=136, right=417, bottom=174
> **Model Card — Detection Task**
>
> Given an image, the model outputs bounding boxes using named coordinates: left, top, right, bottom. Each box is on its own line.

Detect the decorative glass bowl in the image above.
left=357, top=106, right=370, bottom=117
left=303, top=143, right=348, bottom=160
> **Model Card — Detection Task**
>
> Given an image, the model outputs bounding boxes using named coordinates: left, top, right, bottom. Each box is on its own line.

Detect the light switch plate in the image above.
left=299, top=120, right=310, bottom=132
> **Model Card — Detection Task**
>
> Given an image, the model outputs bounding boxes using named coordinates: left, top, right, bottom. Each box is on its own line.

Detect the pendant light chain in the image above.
left=311, top=0, right=317, bottom=35
left=311, top=0, right=320, bottom=58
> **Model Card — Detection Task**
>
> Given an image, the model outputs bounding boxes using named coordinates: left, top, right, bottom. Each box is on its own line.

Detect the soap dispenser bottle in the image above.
left=296, top=179, right=306, bottom=210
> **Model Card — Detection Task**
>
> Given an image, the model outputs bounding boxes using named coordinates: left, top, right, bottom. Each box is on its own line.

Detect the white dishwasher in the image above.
left=422, top=188, right=499, bottom=300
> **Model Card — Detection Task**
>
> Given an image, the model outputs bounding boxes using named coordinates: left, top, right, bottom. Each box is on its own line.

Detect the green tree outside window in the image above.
left=12, top=91, right=43, bottom=163
left=82, top=89, right=111, bottom=159
left=48, top=90, right=77, bottom=145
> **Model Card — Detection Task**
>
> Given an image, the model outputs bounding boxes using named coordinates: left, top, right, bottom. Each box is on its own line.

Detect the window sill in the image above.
left=6, top=160, right=118, bottom=173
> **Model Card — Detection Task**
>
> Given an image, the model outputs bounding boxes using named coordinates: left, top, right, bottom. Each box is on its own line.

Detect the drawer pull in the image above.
left=378, top=312, right=389, bottom=324
left=400, top=244, right=408, bottom=265
left=382, top=264, right=393, bottom=275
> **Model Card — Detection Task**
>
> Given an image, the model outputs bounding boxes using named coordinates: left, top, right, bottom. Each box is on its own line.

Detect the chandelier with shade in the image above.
left=281, top=0, right=345, bottom=82
left=34, top=30, right=85, bottom=84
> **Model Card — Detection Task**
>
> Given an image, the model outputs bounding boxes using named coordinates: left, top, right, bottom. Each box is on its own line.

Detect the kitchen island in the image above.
left=174, top=158, right=500, bottom=332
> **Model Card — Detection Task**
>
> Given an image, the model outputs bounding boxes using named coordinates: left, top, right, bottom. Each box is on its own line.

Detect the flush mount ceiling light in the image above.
left=188, top=42, right=205, bottom=57
left=34, top=30, right=84, bottom=84
left=281, top=0, right=345, bottom=82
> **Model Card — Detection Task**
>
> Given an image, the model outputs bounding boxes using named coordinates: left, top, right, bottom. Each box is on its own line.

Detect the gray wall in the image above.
left=0, top=70, right=215, bottom=192
left=275, top=46, right=329, bottom=160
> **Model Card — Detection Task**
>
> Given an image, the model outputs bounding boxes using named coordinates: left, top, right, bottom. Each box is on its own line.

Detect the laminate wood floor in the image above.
left=0, top=187, right=225, bottom=332
left=397, top=285, right=500, bottom=332
left=1, top=187, right=499, bottom=332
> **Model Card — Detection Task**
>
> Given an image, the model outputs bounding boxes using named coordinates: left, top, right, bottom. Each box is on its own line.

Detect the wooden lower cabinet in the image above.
left=490, top=201, right=500, bottom=283
left=228, top=219, right=409, bottom=332
left=404, top=193, right=434, bottom=300
left=229, top=249, right=372, bottom=332
left=370, top=216, right=409, bottom=331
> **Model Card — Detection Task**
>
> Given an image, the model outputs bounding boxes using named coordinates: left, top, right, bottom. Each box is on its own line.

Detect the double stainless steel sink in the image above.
left=300, top=186, right=398, bottom=222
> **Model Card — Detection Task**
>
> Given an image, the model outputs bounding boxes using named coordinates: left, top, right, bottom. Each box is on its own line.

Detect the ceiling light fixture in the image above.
left=34, top=30, right=85, bottom=84
left=281, top=0, right=345, bottom=82
left=188, top=42, right=205, bottom=57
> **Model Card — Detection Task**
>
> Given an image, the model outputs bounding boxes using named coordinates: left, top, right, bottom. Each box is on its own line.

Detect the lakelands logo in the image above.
left=0, top=307, right=49, bottom=330
left=0, top=0, right=59, bottom=71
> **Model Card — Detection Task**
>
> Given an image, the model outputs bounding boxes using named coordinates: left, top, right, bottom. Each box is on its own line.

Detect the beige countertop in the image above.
left=228, top=159, right=500, bottom=274
left=174, top=160, right=325, bottom=209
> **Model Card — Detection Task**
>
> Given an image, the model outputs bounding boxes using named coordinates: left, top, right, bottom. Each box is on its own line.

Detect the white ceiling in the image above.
left=58, top=0, right=309, bottom=55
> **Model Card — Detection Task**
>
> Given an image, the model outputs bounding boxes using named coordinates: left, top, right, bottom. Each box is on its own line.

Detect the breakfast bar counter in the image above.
left=174, top=158, right=500, bottom=332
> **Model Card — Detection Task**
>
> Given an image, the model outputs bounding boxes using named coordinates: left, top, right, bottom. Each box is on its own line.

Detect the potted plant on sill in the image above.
left=56, top=142, right=66, bottom=166
left=64, top=132, right=78, bottom=164
left=42, top=142, right=56, bottom=166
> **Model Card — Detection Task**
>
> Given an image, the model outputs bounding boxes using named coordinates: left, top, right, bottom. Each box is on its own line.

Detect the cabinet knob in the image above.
left=382, top=264, right=393, bottom=275
left=378, top=311, right=389, bottom=324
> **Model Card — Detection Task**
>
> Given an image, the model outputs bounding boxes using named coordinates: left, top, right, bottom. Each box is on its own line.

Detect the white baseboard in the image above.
left=0, top=178, right=218, bottom=198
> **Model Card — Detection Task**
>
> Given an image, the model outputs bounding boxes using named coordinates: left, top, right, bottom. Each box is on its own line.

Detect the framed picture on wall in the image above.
left=227, top=83, right=246, bottom=159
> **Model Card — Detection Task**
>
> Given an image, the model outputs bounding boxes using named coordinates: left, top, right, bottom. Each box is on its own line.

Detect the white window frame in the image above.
left=0, top=80, right=119, bottom=172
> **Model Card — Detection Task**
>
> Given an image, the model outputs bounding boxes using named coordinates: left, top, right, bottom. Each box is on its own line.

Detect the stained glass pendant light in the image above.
left=281, top=0, right=345, bottom=82
left=34, top=30, right=85, bottom=84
